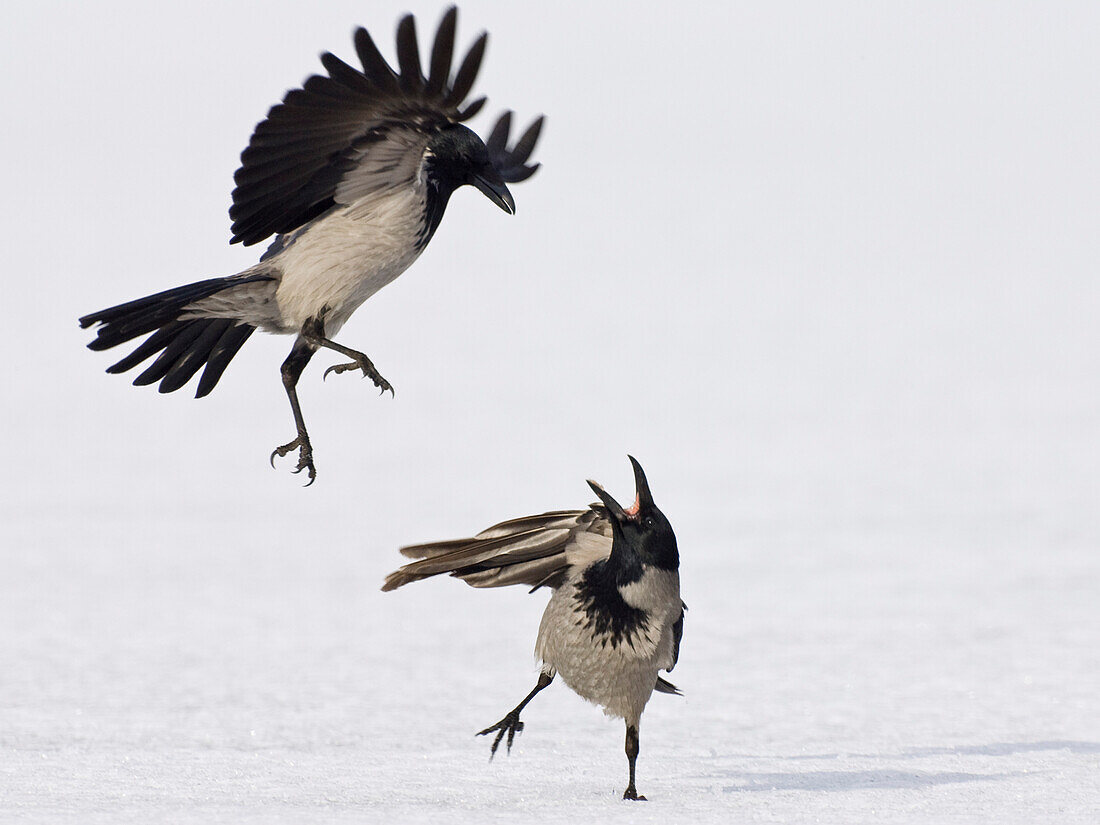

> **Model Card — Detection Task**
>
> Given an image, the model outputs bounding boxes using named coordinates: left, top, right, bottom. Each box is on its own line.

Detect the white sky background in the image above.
left=1, top=0, right=1092, bottom=551
left=2, top=2, right=1099, bottom=822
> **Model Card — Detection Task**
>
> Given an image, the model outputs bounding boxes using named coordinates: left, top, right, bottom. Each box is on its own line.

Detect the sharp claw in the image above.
left=270, top=437, right=316, bottom=484
left=478, top=713, right=524, bottom=760
left=506, top=720, right=523, bottom=752
left=322, top=358, right=394, bottom=396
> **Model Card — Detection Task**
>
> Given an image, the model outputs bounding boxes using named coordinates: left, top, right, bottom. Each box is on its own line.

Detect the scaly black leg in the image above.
left=299, top=317, right=393, bottom=395
left=270, top=336, right=318, bottom=485
left=478, top=672, right=553, bottom=758
left=623, top=723, right=647, bottom=801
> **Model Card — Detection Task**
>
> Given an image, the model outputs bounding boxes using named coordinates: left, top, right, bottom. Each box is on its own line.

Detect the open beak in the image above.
left=472, top=171, right=515, bottom=214
left=588, top=456, right=653, bottom=524
left=626, top=455, right=654, bottom=516
left=587, top=478, right=628, bottom=523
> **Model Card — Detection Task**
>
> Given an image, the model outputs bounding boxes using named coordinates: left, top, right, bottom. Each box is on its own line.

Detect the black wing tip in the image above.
left=509, top=162, right=540, bottom=184
left=229, top=7, right=503, bottom=245
left=487, top=112, right=545, bottom=183
left=458, top=96, right=487, bottom=121
left=521, top=114, right=546, bottom=144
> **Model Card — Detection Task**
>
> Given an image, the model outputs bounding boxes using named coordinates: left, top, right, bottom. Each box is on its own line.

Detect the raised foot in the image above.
left=323, top=356, right=394, bottom=396
left=270, top=435, right=316, bottom=486
left=623, top=786, right=648, bottom=802
left=477, top=711, right=524, bottom=758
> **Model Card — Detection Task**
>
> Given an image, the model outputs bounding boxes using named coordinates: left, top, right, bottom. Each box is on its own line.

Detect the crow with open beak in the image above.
left=384, top=457, right=685, bottom=801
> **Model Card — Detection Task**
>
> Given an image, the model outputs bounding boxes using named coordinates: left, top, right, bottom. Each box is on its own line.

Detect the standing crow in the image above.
left=384, top=457, right=685, bottom=801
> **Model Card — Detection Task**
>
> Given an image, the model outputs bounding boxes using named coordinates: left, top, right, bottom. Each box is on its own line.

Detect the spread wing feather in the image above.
left=383, top=507, right=612, bottom=592
left=485, top=112, right=544, bottom=183
left=229, top=7, right=542, bottom=247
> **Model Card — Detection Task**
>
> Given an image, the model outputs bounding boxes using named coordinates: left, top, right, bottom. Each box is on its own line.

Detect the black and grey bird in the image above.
left=383, top=457, right=684, bottom=801
left=79, top=7, right=542, bottom=483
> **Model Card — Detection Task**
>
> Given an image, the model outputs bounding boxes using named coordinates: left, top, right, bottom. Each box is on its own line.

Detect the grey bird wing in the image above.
left=229, top=7, right=543, bottom=247
left=653, top=603, right=687, bottom=696
left=670, top=602, right=686, bottom=670
left=383, top=506, right=612, bottom=592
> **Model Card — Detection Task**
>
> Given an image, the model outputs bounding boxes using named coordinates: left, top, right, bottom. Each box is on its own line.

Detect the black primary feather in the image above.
left=232, top=7, right=495, bottom=246
left=229, top=6, right=544, bottom=247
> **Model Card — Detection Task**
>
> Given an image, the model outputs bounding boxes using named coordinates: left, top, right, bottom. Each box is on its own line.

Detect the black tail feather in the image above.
left=133, top=320, right=209, bottom=387
left=655, top=677, right=681, bottom=696
left=161, top=319, right=236, bottom=393
left=81, top=274, right=271, bottom=396
left=105, top=321, right=189, bottom=375
left=197, top=323, right=256, bottom=398
left=119, top=318, right=258, bottom=396
left=80, top=277, right=259, bottom=350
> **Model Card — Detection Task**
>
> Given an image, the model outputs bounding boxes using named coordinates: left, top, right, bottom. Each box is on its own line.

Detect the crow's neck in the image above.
left=573, top=540, right=649, bottom=649
left=417, top=181, right=453, bottom=251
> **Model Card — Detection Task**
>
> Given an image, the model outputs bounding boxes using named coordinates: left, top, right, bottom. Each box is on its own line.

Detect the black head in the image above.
left=588, top=456, right=679, bottom=572
left=425, top=124, right=514, bottom=214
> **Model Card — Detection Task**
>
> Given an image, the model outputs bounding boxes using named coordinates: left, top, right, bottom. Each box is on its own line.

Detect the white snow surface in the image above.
left=2, top=1, right=1099, bottom=822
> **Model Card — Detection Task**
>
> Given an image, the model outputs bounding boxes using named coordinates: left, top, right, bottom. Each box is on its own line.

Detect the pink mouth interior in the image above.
left=624, top=494, right=641, bottom=517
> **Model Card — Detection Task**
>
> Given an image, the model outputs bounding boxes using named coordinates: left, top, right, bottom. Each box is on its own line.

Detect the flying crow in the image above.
left=79, top=7, right=543, bottom=483
left=383, top=457, right=685, bottom=801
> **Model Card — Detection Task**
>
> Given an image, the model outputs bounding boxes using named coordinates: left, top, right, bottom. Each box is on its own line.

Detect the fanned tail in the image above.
left=79, top=275, right=272, bottom=397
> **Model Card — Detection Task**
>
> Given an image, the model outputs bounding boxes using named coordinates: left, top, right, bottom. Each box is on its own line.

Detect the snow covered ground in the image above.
left=3, top=2, right=1098, bottom=822
left=4, top=509, right=1098, bottom=823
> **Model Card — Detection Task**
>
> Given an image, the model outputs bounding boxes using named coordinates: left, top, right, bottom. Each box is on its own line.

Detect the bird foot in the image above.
left=323, top=356, right=394, bottom=396
left=270, top=435, right=317, bottom=485
left=477, top=711, right=525, bottom=758
left=623, top=786, right=648, bottom=802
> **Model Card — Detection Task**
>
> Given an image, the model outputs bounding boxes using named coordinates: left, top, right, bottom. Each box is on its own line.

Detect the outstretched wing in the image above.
left=383, top=507, right=612, bottom=592
left=229, top=7, right=542, bottom=246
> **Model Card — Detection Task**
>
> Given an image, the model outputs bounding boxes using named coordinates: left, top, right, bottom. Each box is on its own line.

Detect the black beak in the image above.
left=628, top=455, right=654, bottom=511
left=472, top=170, right=515, bottom=214
left=589, top=456, right=653, bottom=525
left=587, top=478, right=628, bottom=523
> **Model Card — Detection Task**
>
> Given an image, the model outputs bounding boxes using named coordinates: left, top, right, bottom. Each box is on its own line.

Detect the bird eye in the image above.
left=644, top=516, right=655, bottom=528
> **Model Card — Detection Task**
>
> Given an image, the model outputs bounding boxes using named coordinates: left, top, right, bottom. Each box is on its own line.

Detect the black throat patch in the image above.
left=573, top=560, right=649, bottom=651
left=417, top=181, right=451, bottom=251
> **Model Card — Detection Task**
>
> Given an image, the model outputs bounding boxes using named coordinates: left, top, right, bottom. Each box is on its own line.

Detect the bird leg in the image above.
left=270, top=337, right=318, bottom=484
left=478, top=672, right=553, bottom=758
left=299, top=318, right=393, bottom=395
left=623, top=723, right=646, bottom=801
